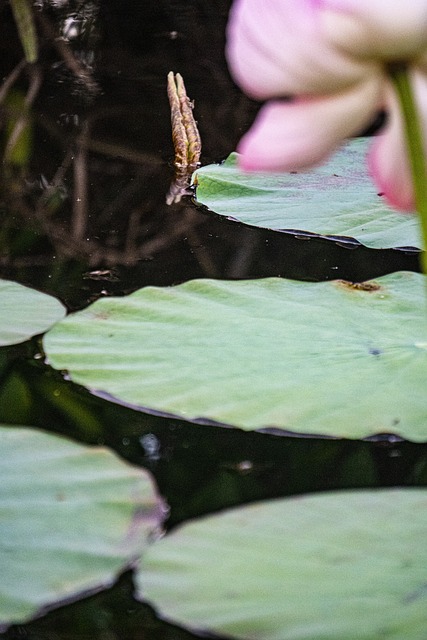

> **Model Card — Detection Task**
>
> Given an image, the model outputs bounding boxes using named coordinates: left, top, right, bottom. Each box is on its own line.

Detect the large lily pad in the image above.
left=0, top=425, right=164, bottom=630
left=193, top=139, right=422, bottom=250
left=137, top=488, right=427, bottom=640
left=43, top=271, right=427, bottom=442
left=0, top=278, right=65, bottom=346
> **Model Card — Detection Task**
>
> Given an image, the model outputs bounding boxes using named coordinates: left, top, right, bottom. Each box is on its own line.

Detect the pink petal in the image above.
left=323, top=0, right=427, bottom=59
left=237, top=77, right=381, bottom=172
left=367, top=72, right=427, bottom=212
left=368, top=139, right=414, bottom=213
left=226, top=0, right=375, bottom=100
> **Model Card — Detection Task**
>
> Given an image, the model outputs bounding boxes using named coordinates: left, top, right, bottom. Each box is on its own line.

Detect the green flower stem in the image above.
left=389, top=64, right=427, bottom=276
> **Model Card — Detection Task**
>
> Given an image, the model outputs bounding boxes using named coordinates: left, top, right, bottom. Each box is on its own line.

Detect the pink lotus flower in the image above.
left=226, top=0, right=427, bottom=211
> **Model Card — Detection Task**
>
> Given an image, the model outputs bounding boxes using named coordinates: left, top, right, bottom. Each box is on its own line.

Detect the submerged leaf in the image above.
left=0, top=279, right=65, bottom=346
left=10, top=0, right=38, bottom=63
left=0, top=426, right=165, bottom=630
left=138, top=488, right=427, bottom=640
left=192, top=139, right=422, bottom=250
left=43, top=271, right=427, bottom=441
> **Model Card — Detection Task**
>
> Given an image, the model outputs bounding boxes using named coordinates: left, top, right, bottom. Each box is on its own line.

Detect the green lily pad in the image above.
left=43, top=271, right=427, bottom=442
left=0, top=425, right=165, bottom=630
left=0, top=279, right=65, bottom=346
left=193, top=139, right=422, bottom=250
left=138, top=488, right=427, bottom=640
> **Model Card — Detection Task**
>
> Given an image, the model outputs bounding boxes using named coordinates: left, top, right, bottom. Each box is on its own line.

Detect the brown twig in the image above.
left=72, top=121, right=90, bottom=241
left=0, top=59, right=27, bottom=104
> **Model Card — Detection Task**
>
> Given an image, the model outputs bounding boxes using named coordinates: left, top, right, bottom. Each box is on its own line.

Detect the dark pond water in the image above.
left=0, top=1, right=426, bottom=638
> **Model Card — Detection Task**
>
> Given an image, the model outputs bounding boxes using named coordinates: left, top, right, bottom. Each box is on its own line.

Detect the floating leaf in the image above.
left=138, top=488, right=427, bottom=640
left=43, top=271, right=427, bottom=441
left=0, top=426, right=165, bottom=630
left=193, top=139, right=422, bottom=250
left=0, top=279, right=65, bottom=346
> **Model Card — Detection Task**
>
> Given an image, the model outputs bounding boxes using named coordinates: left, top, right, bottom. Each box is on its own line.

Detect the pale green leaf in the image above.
left=138, top=488, right=427, bottom=640
left=43, top=271, right=427, bottom=441
left=0, top=426, right=164, bottom=630
left=0, top=279, right=65, bottom=346
left=193, top=139, right=422, bottom=250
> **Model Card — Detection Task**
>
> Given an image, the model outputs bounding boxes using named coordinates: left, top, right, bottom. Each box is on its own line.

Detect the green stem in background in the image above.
left=10, top=0, right=38, bottom=63
left=389, top=64, right=427, bottom=276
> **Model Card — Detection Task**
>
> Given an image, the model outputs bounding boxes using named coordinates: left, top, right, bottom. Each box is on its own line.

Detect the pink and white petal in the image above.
left=323, top=0, right=427, bottom=60
left=226, top=0, right=375, bottom=100
left=368, top=135, right=414, bottom=213
left=367, top=72, right=427, bottom=212
left=237, top=76, right=381, bottom=172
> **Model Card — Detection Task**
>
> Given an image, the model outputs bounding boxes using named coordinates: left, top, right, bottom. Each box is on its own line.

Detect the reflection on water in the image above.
left=0, top=0, right=418, bottom=307
left=0, top=1, right=425, bottom=639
